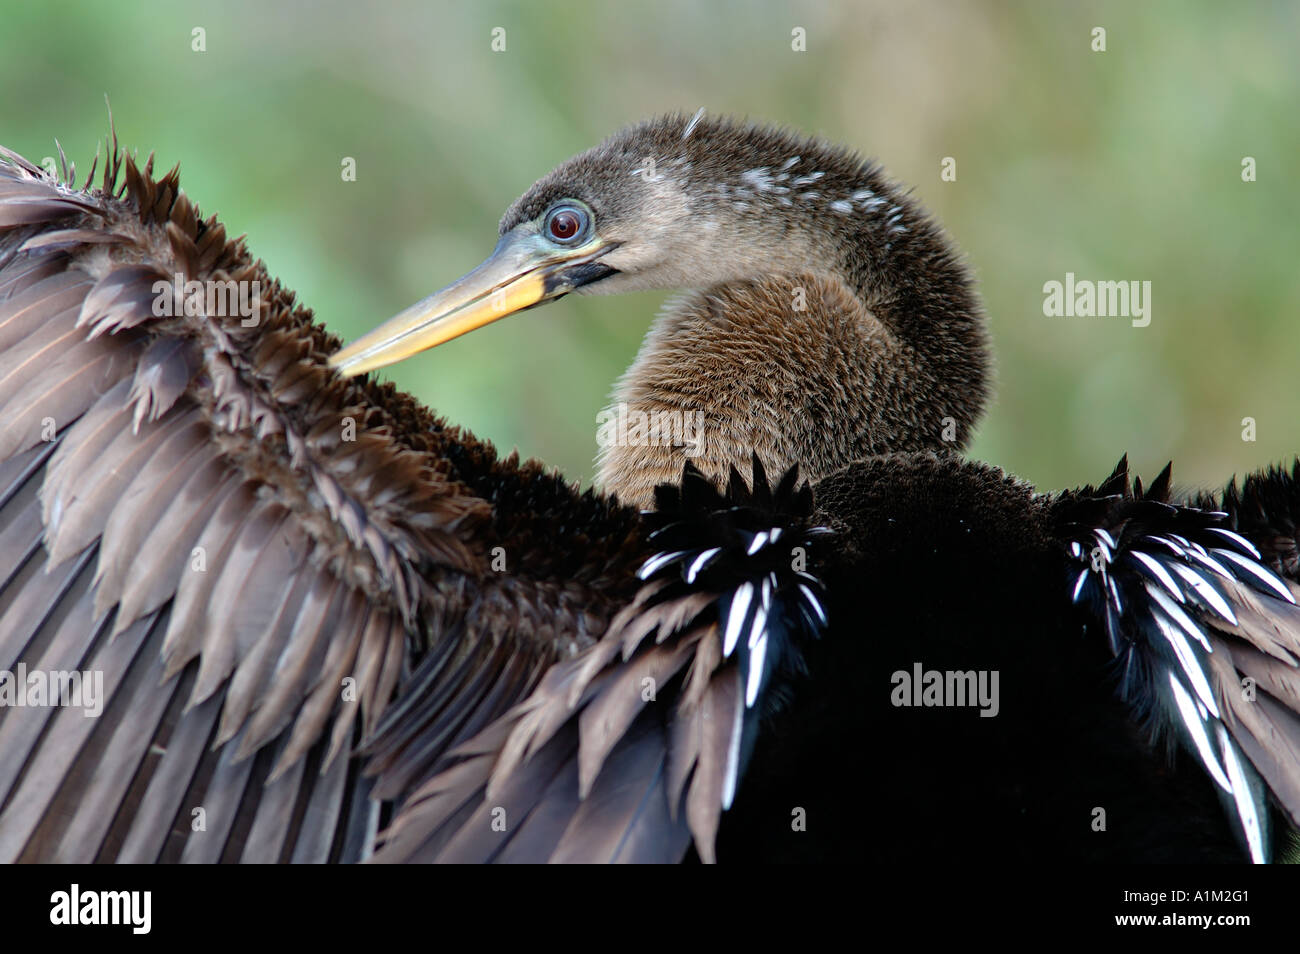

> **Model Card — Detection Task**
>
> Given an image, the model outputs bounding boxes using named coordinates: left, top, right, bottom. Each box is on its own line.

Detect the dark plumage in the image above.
left=2, top=114, right=1300, bottom=864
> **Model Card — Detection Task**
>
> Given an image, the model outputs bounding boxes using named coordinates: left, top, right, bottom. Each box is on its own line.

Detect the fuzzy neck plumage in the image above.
left=597, top=130, right=990, bottom=508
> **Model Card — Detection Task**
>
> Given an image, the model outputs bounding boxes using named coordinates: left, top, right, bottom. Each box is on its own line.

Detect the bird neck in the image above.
left=597, top=177, right=991, bottom=509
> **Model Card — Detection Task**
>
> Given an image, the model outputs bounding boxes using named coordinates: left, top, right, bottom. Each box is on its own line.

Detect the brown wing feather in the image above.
left=369, top=587, right=743, bottom=863
left=1189, top=471, right=1300, bottom=830
left=0, top=135, right=650, bottom=863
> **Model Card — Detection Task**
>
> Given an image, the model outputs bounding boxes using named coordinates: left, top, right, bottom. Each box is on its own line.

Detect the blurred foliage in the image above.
left=2, top=1, right=1297, bottom=493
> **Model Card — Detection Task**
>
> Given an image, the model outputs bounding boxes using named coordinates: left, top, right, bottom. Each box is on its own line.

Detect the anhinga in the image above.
left=1, top=114, right=1299, bottom=864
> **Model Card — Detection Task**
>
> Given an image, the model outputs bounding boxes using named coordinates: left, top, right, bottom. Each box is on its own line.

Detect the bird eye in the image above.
left=545, top=205, right=587, bottom=244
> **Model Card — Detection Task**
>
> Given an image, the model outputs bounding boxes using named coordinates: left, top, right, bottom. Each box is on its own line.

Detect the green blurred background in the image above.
left=2, top=1, right=1297, bottom=493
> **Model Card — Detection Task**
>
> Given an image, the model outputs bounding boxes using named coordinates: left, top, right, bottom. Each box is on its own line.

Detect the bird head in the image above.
left=329, top=112, right=864, bottom=378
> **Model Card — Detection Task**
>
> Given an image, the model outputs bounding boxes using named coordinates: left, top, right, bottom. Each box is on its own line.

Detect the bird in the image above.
left=1, top=112, right=1299, bottom=864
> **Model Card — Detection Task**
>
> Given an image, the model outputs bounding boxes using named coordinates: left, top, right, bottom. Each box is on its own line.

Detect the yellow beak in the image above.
left=330, top=228, right=611, bottom=378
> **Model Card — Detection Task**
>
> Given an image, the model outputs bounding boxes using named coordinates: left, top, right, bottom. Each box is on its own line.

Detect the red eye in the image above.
left=546, top=207, right=585, bottom=243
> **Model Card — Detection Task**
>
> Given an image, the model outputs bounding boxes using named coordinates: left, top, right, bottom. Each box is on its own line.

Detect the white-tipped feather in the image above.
left=1151, top=610, right=1219, bottom=718
left=1143, top=534, right=1186, bottom=557
left=746, top=634, right=767, bottom=708
left=722, top=581, right=754, bottom=658
left=684, top=547, right=721, bottom=584
left=748, top=602, right=768, bottom=652
left=1168, top=673, right=1232, bottom=793
left=1107, top=575, right=1125, bottom=613
left=1145, top=582, right=1213, bottom=653
left=1212, top=547, right=1295, bottom=603
left=1216, top=725, right=1266, bottom=864
left=1129, top=551, right=1184, bottom=602
left=638, top=550, right=686, bottom=580
left=1074, top=520, right=1277, bottom=860
left=798, top=583, right=827, bottom=625
left=1207, top=527, right=1261, bottom=560
left=1168, top=562, right=1237, bottom=624
left=1185, top=547, right=1234, bottom=583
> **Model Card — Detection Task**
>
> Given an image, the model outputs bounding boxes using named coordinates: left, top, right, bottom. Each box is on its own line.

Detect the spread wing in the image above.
left=1056, top=457, right=1300, bottom=862
left=368, top=458, right=833, bottom=863
left=0, top=137, right=648, bottom=861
